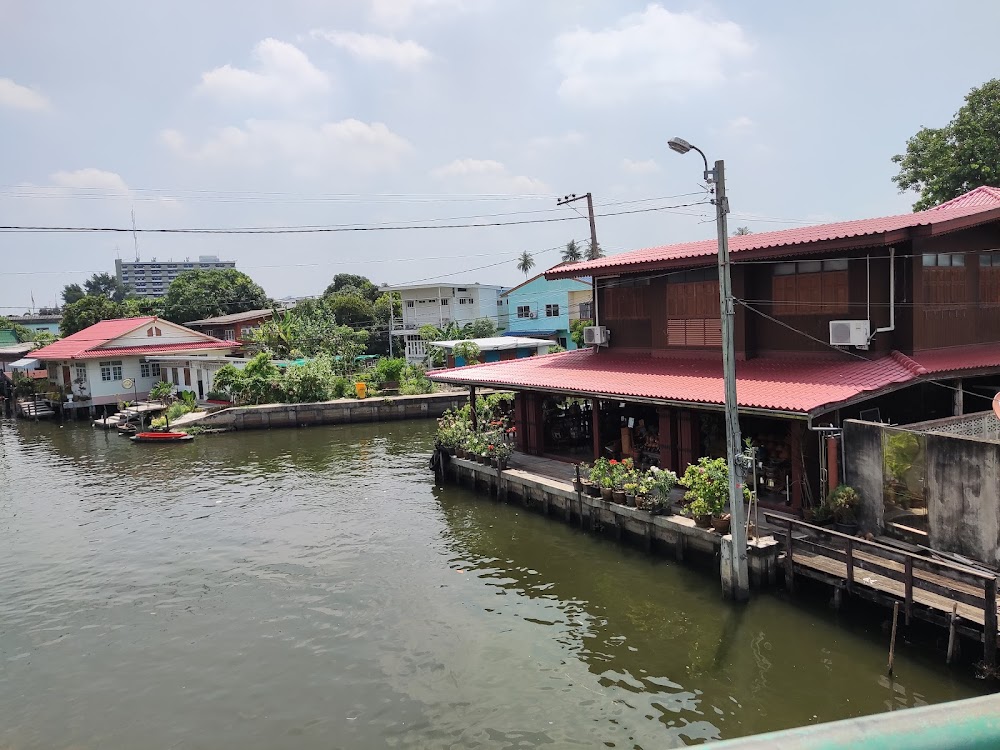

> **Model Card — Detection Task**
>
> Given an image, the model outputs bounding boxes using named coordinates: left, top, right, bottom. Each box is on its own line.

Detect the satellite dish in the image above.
left=122, top=377, right=134, bottom=389
left=993, top=391, right=1000, bottom=421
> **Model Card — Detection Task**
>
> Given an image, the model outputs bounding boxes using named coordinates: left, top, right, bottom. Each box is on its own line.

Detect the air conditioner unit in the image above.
left=583, top=325, right=610, bottom=346
left=528, top=311, right=538, bottom=319
left=829, top=319, right=871, bottom=349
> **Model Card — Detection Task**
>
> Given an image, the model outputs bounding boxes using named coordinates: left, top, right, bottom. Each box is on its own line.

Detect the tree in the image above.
left=570, top=318, right=593, bottom=348
left=561, top=240, right=583, bottom=263
left=325, top=292, right=375, bottom=329
left=586, top=241, right=604, bottom=261
left=120, top=297, right=165, bottom=318
left=892, top=78, right=1000, bottom=210
left=0, top=316, right=35, bottom=343
left=464, top=318, right=497, bottom=339
left=84, top=272, right=132, bottom=302
left=324, top=274, right=379, bottom=302
left=452, top=340, right=481, bottom=365
left=61, top=283, right=85, bottom=305
left=161, top=269, right=269, bottom=324
left=59, top=296, right=125, bottom=336
left=734, top=226, right=752, bottom=236
left=516, top=251, right=535, bottom=277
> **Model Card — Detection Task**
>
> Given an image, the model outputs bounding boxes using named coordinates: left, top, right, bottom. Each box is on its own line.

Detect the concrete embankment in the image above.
left=181, top=391, right=468, bottom=431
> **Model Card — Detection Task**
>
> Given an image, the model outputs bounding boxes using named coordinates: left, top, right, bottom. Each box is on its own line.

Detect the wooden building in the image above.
left=429, top=187, right=1000, bottom=514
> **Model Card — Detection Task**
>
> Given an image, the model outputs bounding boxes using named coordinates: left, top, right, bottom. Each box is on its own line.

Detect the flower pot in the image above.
left=694, top=513, right=713, bottom=528
left=600, top=487, right=614, bottom=501
left=711, top=513, right=732, bottom=534
left=624, top=493, right=636, bottom=507
left=612, top=489, right=626, bottom=505
left=456, top=448, right=467, bottom=459
left=572, top=480, right=584, bottom=493
left=588, top=484, right=602, bottom=498
left=834, top=520, right=859, bottom=535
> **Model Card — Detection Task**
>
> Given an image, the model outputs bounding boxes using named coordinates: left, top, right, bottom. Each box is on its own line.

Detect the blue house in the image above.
left=500, top=274, right=592, bottom=350
left=429, top=336, right=555, bottom=367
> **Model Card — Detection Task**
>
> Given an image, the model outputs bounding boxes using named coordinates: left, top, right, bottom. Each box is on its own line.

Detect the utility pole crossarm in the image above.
left=556, top=192, right=599, bottom=259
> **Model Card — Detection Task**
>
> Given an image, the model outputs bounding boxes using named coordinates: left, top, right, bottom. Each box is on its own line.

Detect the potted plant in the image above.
left=685, top=496, right=715, bottom=528
left=648, top=467, right=678, bottom=514
left=623, top=481, right=639, bottom=506
left=828, top=485, right=861, bottom=535
left=681, top=457, right=740, bottom=532
left=589, top=459, right=610, bottom=498
left=578, top=463, right=593, bottom=494
left=488, top=439, right=512, bottom=470
left=600, top=476, right=614, bottom=501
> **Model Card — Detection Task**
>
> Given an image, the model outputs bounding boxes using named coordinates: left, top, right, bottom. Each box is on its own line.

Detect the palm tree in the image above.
left=561, top=240, right=582, bottom=263
left=734, top=226, right=752, bottom=236
left=516, top=251, right=535, bottom=277
left=586, top=241, right=604, bottom=261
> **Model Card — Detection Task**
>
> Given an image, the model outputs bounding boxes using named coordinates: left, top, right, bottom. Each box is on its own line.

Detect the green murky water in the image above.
left=0, top=418, right=989, bottom=748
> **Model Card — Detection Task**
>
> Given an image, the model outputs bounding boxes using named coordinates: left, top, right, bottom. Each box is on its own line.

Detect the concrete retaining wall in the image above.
left=844, top=420, right=885, bottom=532
left=195, top=391, right=468, bottom=430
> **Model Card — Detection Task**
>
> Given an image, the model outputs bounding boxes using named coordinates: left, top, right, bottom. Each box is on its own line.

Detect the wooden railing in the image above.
left=765, top=512, right=998, bottom=665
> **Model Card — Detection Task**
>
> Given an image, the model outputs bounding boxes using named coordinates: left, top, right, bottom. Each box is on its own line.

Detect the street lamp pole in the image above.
left=668, top=137, right=750, bottom=601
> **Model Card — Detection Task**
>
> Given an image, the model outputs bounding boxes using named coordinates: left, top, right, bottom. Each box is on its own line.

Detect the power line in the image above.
left=0, top=201, right=711, bottom=234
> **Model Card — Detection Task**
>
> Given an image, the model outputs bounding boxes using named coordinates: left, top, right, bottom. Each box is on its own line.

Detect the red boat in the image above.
left=130, top=431, right=194, bottom=443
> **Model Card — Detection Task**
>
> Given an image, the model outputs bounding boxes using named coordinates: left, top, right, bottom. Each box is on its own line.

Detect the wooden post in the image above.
left=675, top=535, right=685, bottom=562
left=469, top=386, right=477, bottom=432
left=984, top=576, right=997, bottom=670
left=888, top=601, right=900, bottom=675
left=785, top=522, right=795, bottom=593
left=904, top=556, right=914, bottom=625
left=591, top=398, right=601, bottom=461
left=947, top=602, right=959, bottom=665
left=845, top=537, right=854, bottom=593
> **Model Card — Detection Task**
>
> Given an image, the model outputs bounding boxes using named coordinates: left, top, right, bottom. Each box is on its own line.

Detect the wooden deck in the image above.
left=767, top=513, right=999, bottom=665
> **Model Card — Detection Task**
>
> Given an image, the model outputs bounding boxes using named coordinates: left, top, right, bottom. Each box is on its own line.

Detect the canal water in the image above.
left=0, top=419, right=990, bottom=748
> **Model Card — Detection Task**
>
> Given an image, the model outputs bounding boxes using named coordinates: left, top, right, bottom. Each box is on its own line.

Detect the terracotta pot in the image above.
left=601, top=487, right=614, bottom=501
left=572, top=480, right=584, bottom=493
left=587, top=484, right=602, bottom=498
left=456, top=448, right=467, bottom=459
left=694, top=513, right=713, bottom=528
left=711, top=513, right=732, bottom=534
left=612, top=490, right=626, bottom=504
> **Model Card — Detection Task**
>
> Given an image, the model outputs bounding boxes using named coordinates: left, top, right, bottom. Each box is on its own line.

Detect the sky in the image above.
left=1, top=0, right=999, bottom=312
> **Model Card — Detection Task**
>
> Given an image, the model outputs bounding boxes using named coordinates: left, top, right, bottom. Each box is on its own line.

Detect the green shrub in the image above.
left=373, top=357, right=407, bottom=385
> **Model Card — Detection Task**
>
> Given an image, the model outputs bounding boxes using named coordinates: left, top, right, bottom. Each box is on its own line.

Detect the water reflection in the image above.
left=0, top=418, right=988, bottom=750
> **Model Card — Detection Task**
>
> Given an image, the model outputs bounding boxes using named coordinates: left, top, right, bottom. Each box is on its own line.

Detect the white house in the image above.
left=386, top=282, right=507, bottom=363
left=29, top=316, right=237, bottom=409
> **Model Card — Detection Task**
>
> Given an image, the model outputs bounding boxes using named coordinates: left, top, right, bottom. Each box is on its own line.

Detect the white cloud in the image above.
left=430, top=158, right=547, bottom=194
left=726, top=115, right=754, bottom=134
left=553, top=5, right=753, bottom=105
left=161, top=119, right=411, bottom=176
left=369, top=0, right=466, bottom=27
left=310, top=29, right=431, bottom=68
left=621, top=158, right=660, bottom=175
left=0, top=77, right=50, bottom=111
left=50, top=168, right=129, bottom=194
left=527, top=131, right=585, bottom=150
left=197, top=39, right=330, bottom=103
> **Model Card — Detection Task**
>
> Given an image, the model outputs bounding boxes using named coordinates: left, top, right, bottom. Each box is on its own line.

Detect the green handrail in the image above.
left=710, top=694, right=1000, bottom=750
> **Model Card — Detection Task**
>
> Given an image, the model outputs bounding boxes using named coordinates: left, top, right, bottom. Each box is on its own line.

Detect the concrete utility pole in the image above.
left=556, top=192, right=599, bottom=259
left=668, top=138, right=750, bottom=601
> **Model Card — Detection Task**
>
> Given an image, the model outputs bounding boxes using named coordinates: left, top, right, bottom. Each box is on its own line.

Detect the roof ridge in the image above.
left=890, top=350, right=928, bottom=376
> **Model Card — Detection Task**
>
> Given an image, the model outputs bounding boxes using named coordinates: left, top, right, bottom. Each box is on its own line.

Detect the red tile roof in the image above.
left=428, top=346, right=1000, bottom=415
left=30, top=317, right=235, bottom=360
left=547, top=187, right=1000, bottom=278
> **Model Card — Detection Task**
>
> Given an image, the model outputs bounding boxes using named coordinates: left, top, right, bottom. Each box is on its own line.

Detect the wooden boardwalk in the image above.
left=766, top=513, right=999, bottom=665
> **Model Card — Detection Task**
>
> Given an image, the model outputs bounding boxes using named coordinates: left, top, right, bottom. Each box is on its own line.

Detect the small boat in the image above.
left=117, top=422, right=139, bottom=436
left=130, top=431, right=193, bottom=443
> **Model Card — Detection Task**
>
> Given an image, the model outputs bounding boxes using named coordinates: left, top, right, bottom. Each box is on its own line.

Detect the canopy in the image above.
left=8, top=357, right=40, bottom=369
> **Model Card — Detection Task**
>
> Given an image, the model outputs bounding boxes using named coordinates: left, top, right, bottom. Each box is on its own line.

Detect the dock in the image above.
left=767, top=513, right=999, bottom=668
left=440, top=451, right=782, bottom=588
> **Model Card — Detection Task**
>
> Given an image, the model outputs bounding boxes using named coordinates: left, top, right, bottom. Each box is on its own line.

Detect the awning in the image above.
left=8, top=357, right=40, bottom=369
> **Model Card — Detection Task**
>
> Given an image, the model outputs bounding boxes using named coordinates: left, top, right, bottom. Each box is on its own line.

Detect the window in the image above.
left=457, top=287, right=468, bottom=292
left=980, top=250, right=1000, bottom=267
left=517, top=305, right=531, bottom=319
left=545, top=303, right=560, bottom=317
left=772, top=259, right=849, bottom=316
left=579, top=302, right=593, bottom=320
left=459, top=298, right=473, bottom=305
left=224, top=329, right=236, bottom=341
left=406, top=300, right=415, bottom=308
left=99, top=360, right=123, bottom=382
left=441, top=298, right=449, bottom=306
left=922, top=252, right=964, bottom=267
left=75, top=365, right=87, bottom=382
left=140, top=361, right=161, bottom=378
left=981, top=250, right=1000, bottom=304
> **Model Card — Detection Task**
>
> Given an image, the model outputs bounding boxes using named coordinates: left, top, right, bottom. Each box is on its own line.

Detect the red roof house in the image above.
left=430, top=187, right=1000, bottom=512
left=32, top=317, right=236, bottom=407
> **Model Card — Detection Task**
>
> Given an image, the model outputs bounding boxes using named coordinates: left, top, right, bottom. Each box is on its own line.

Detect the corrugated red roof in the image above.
left=428, top=345, right=1000, bottom=415
left=30, top=317, right=235, bottom=360
left=31, top=317, right=156, bottom=359
left=548, top=187, right=1000, bottom=278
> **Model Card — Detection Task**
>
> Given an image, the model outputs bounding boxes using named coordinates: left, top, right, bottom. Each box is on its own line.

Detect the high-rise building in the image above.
left=115, top=255, right=236, bottom=298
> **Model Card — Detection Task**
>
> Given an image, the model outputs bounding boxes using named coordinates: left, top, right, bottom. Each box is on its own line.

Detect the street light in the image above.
left=668, top=136, right=750, bottom=601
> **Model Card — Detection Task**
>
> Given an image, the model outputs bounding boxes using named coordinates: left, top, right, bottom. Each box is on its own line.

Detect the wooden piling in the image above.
left=888, top=601, right=900, bottom=676
left=904, top=557, right=914, bottom=625
left=984, top=577, right=997, bottom=669
left=845, top=537, right=854, bottom=594
left=947, top=602, right=959, bottom=665
left=784, top=522, right=795, bottom=594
